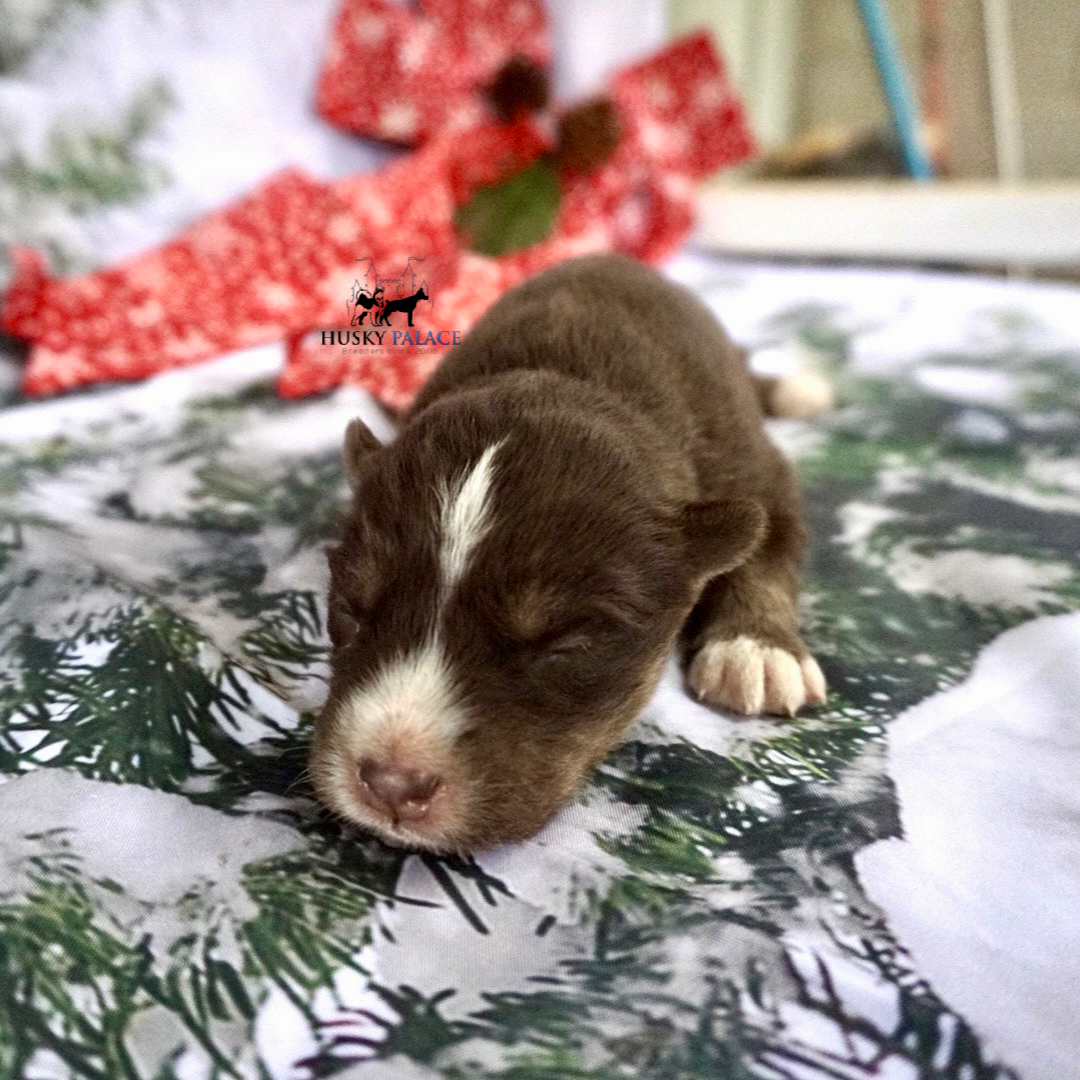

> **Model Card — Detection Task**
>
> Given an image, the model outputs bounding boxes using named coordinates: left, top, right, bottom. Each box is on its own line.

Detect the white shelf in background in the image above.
left=696, top=182, right=1080, bottom=268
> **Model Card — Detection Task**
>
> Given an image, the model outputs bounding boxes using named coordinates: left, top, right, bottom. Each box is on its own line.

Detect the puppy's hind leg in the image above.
left=685, top=508, right=826, bottom=717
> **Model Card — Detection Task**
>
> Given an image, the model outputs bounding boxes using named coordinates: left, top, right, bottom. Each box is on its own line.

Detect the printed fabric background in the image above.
left=2, top=3, right=1080, bottom=1079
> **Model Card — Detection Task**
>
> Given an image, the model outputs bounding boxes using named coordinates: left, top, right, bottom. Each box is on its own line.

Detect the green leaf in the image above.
left=454, top=160, right=561, bottom=258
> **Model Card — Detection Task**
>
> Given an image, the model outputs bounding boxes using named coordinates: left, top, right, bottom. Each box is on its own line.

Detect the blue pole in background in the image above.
left=857, top=0, right=935, bottom=180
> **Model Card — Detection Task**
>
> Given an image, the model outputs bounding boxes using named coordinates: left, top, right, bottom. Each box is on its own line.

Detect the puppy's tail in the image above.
left=752, top=371, right=834, bottom=420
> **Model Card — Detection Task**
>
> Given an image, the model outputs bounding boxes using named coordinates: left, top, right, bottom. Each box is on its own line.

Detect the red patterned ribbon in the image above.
left=2, top=27, right=754, bottom=405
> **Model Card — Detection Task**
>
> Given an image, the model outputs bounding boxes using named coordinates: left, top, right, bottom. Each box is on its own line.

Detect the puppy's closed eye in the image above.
left=327, top=541, right=384, bottom=648
left=536, top=629, right=594, bottom=662
left=527, top=617, right=615, bottom=665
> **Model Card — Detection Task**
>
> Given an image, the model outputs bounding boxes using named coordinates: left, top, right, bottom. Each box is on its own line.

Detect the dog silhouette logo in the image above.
left=347, top=256, right=433, bottom=329
left=349, top=283, right=384, bottom=326
left=326, top=255, right=457, bottom=353
left=377, top=286, right=429, bottom=327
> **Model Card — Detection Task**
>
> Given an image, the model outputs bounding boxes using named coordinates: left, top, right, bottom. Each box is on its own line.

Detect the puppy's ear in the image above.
left=343, top=418, right=382, bottom=491
left=681, top=499, right=767, bottom=580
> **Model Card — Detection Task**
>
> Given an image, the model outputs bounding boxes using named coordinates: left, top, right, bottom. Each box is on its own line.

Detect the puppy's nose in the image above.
left=358, top=758, right=441, bottom=821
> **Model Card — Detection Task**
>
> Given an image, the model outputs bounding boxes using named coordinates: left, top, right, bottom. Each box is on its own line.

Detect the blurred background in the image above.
left=676, top=0, right=1079, bottom=181
left=672, top=0, right=1080, bottom=277
left=0, top=0, right=1077, bottom=297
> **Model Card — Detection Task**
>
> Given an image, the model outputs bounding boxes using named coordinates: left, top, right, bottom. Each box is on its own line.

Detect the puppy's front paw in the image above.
left=688, top=635, right=826, bottom=717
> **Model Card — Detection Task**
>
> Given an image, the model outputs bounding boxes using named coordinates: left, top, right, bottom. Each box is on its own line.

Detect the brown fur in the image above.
left=313, top=255, right=824, bottom=851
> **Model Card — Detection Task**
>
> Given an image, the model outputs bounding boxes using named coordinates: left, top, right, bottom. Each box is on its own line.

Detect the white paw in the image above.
left=688, top=635, right=827, bottom=716
left=768, top=371, right=834, bottom=420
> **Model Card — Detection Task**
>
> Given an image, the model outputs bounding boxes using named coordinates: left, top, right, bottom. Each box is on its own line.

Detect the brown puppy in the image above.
left=312, top=255, right=827, bottom=852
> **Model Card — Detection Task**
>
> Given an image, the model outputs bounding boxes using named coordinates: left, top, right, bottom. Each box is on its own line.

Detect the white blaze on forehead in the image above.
left=329, top=444, right=504, bottom=765
left=338, top=638, right=467, bottom=751
left=438, top=441, right=503, bottom=590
